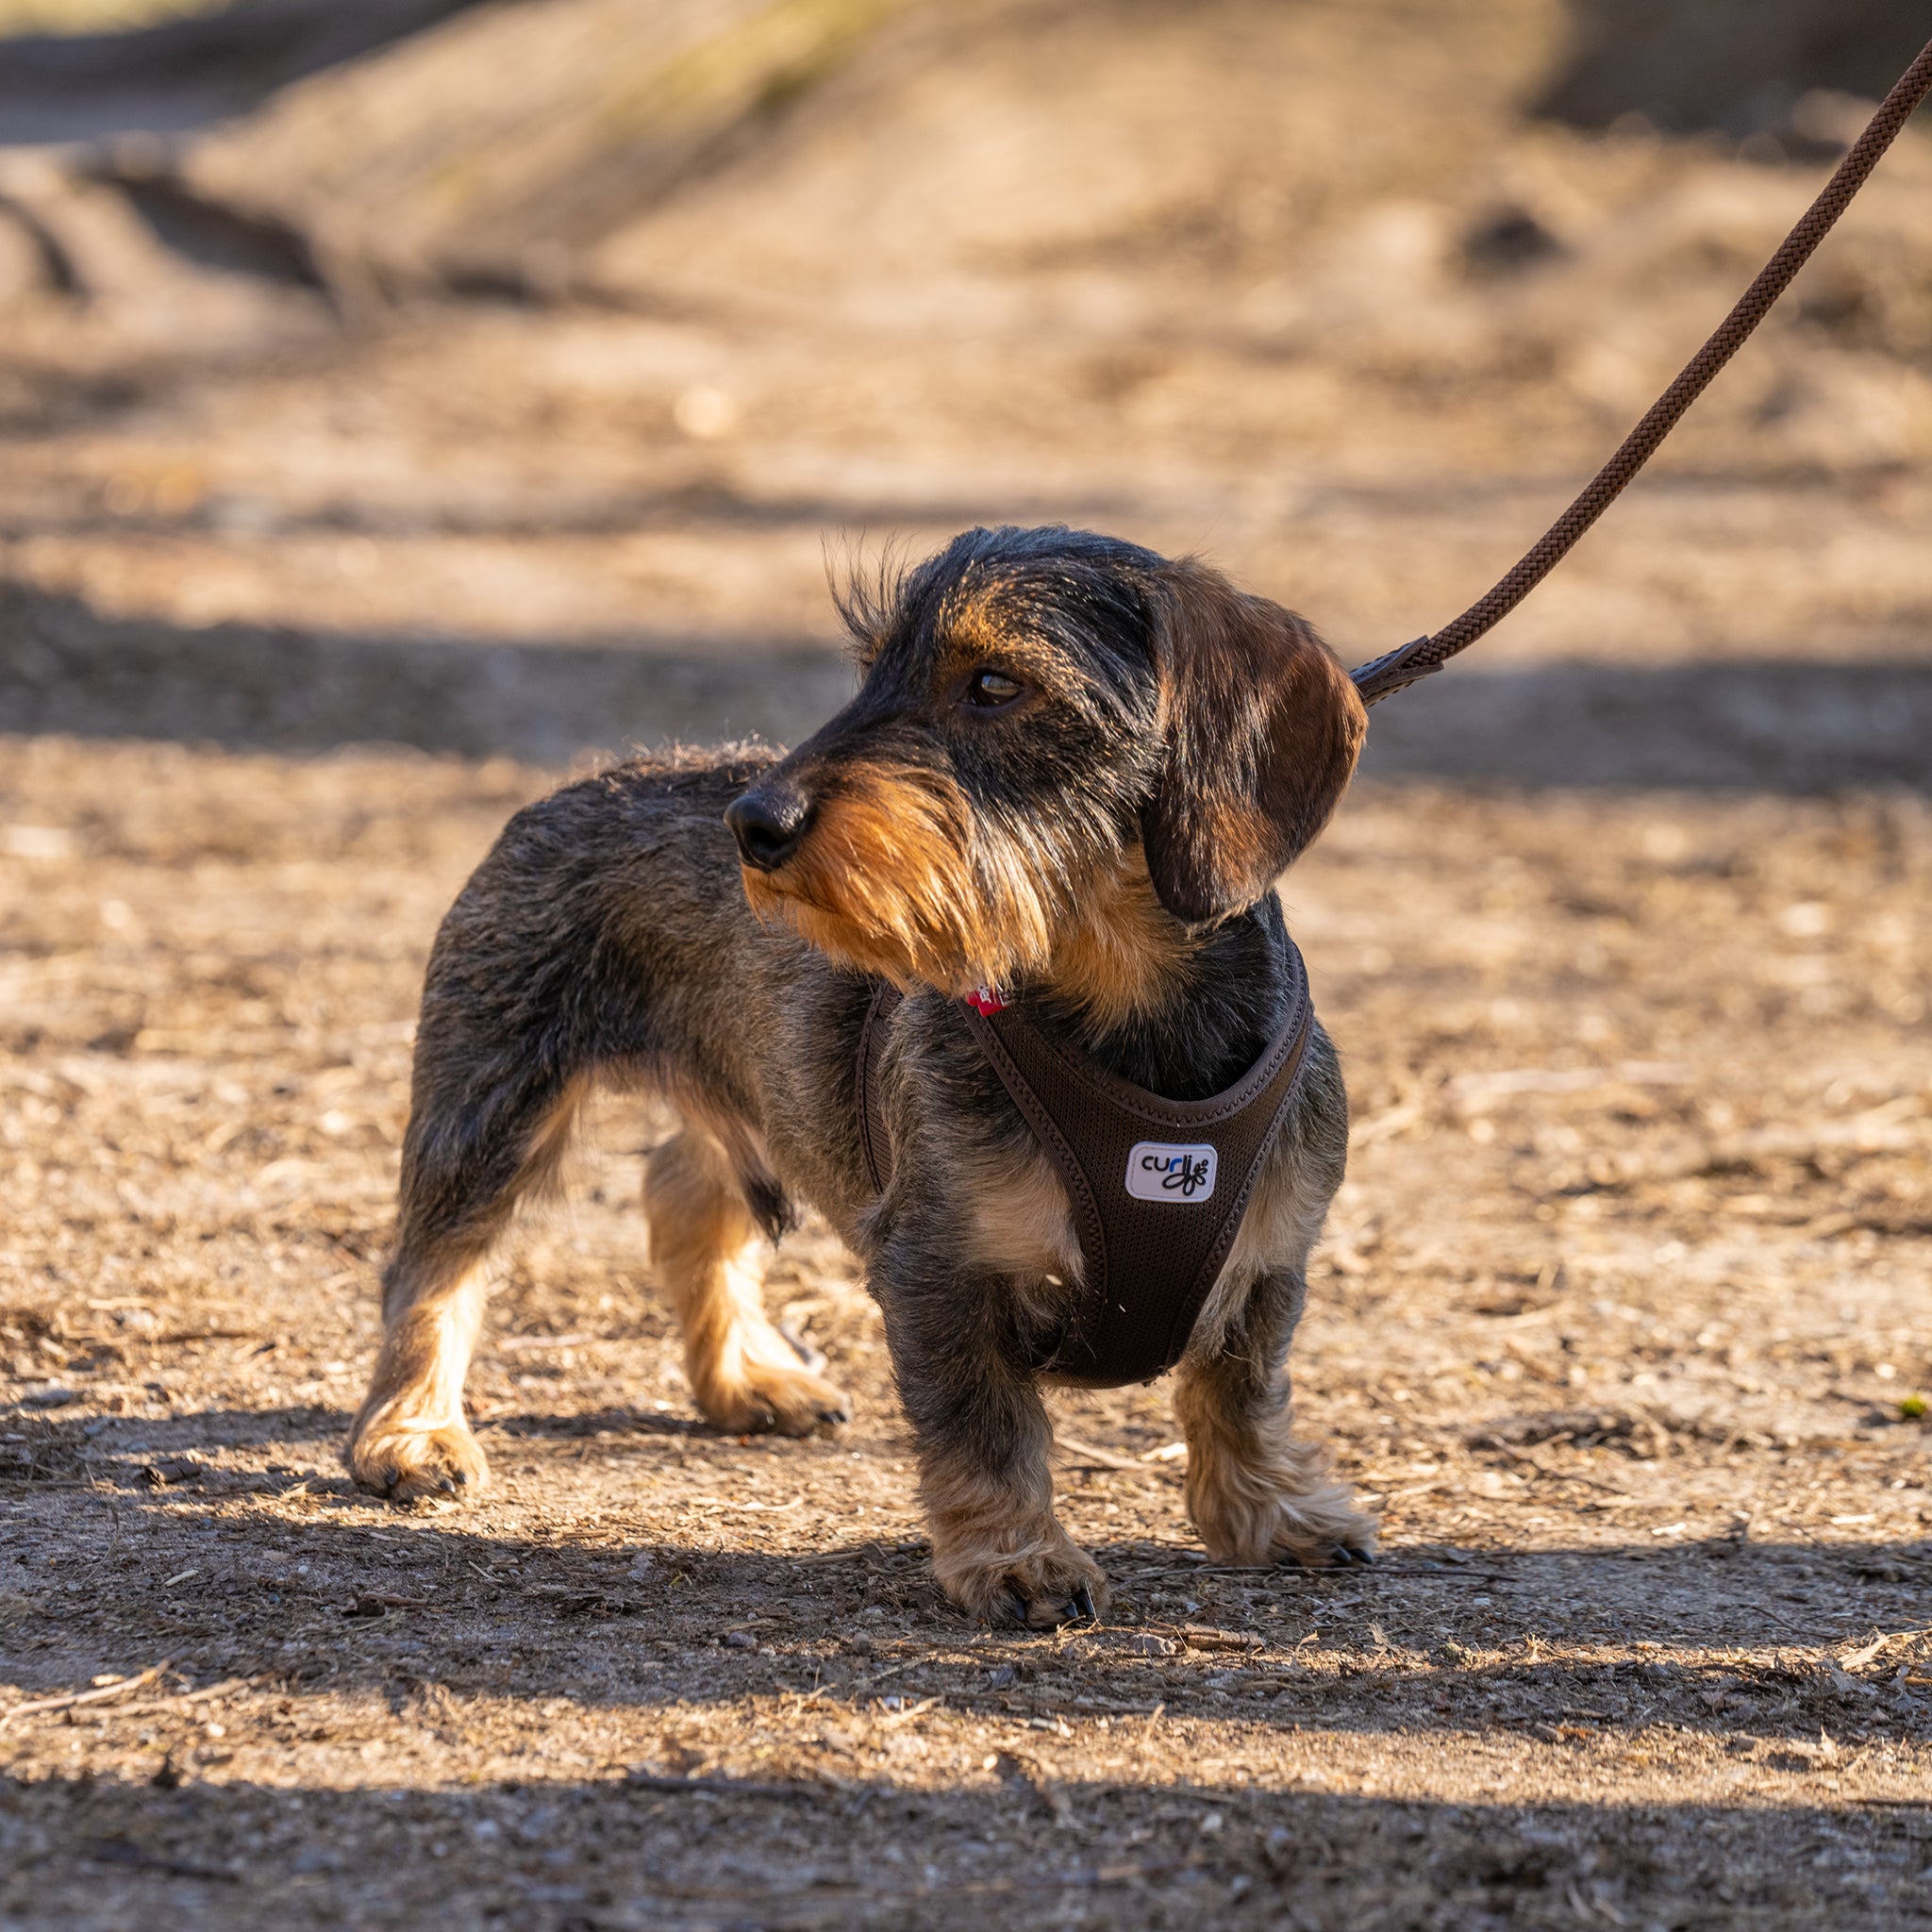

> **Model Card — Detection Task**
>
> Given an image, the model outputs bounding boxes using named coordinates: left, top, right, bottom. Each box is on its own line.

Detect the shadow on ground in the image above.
left=7, top=584, right=1932, bottom=790
left=0, top=586, right=851, bottom=766
left=1357, top=656, right=1932, bottom=793
left=8, top=1360, right=1928, bottom=1927
left=3, top=1770, right=1920, bottom=1931
left=7, top=1406, right=1929, bottom=1742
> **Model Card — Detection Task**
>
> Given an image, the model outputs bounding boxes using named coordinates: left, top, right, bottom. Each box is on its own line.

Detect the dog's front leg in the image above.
left=874, top=1254, right=1104, bottom=1628
left=1175, top=1270, right=1377, bottom=1568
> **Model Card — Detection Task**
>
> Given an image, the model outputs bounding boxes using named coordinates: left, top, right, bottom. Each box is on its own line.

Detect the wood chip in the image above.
left=0, top=1663, right=170, bottom=1727
left=1055, top=1436, right=1142, bottom=1472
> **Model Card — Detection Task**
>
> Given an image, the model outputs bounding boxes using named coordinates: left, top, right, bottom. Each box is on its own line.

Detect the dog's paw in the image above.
left=1191, top=1468, right=1378, bottom=1570
left=993, top=1574, right=1103, bottom=1631
left=936, top=1533, right=1108, bottom=1630
left=697, top=1360, right=851, bottom=1439
left=1282, top=1529, right=1378, bottom=1569
left=1262, top=1495, right=1379, bottom=1569
left=345, top=1415, right=490, bottom=1502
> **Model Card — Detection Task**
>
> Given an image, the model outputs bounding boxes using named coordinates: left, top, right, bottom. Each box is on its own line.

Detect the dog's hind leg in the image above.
left=1174, top=1271, right=1377, bottom=1568
left=347, top=1056, right=588, bottom=1504
left=643, top=1127, right=849, bottom=1437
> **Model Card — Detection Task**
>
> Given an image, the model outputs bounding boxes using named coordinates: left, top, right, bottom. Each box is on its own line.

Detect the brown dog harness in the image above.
left=856, top=941, right=1314, bottom=1389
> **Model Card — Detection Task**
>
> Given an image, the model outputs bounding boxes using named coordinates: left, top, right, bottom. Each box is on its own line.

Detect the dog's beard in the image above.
left=740, top=763, right=1096, bottom=995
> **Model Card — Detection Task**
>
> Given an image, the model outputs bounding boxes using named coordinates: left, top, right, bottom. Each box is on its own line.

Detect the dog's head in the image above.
left=725, top=525, right=1365, bottom=993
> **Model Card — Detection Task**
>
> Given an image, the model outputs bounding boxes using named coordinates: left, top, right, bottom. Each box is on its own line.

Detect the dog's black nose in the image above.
left=725, top=782, right=812, bottom=871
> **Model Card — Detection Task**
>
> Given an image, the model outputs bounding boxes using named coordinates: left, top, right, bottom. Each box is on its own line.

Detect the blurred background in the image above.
left=0, top=0, right=1928, bottom=784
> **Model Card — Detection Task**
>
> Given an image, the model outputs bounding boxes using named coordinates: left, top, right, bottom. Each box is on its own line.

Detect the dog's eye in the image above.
left=965, top=669, right=1024, bottom=708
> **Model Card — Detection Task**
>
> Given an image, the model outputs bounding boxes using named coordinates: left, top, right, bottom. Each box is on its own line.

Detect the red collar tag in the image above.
left=964, top=986, right=1008, bottom=1016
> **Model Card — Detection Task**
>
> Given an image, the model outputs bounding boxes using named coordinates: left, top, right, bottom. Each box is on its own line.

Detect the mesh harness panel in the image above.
left=857, top=942, right=1315, bottom=1389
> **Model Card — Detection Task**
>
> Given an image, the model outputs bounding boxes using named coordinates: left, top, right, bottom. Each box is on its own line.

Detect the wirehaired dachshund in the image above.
left=346, top=525, right=1376, bottom=1626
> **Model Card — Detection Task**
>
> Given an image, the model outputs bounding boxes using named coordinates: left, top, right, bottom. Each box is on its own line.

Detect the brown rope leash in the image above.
left=1350, top=35, right=1932, bottom=707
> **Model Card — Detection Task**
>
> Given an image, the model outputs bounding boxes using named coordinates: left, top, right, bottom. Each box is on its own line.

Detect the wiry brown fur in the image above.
left=741, top=760, right=1053, bottom=994
left=642, top=1127, right=846, bottom=1437
left=922, top=1430, right=1109, bottom=1631
left=344, top=526, right=1376, bottom=1621
left=1041, top=853, right=1193, bottom=1033
left=741, top=751, right=1124, bottom=1001
left=348, top=1074, right=588, bottom=1502
left=1141, top=561, right=1367, bottom=926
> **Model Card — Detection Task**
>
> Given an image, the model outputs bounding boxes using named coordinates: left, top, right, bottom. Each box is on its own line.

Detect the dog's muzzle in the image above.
left=725, top=779, right=813, bottom=872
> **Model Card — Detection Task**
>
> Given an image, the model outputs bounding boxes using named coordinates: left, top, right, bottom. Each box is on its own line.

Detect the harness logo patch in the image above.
left=1124, top=1141, right=1218, bottom=1204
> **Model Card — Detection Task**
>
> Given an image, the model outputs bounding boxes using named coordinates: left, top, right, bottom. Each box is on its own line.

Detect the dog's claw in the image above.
left=991, top=1582, right=1100, bottom=1630
left=1334, top=1543, right=1374, bottom=1567
left=993, top=1588, right=1031, bottom=1630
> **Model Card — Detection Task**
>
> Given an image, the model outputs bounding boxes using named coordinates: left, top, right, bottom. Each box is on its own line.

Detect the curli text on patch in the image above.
left=1124, top=1141, right=1218, bottom=1203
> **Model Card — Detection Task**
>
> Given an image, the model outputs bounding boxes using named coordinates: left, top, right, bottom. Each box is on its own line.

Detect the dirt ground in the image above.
left=2, top=735, right=1928, bottom=1930
left=4, top=1, right=1932, bottom=1925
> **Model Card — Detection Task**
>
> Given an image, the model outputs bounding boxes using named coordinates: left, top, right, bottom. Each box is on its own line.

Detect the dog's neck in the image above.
left=1039, top=859, right=1191, bottom=1032
left=1031, top=855, right=1294, bottom=1103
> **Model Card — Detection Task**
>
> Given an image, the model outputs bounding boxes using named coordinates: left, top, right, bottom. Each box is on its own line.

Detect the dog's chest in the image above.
left=955, top=1130, right=1308, bottom=1289
left=955, top=1136, right=1085, bottom=1281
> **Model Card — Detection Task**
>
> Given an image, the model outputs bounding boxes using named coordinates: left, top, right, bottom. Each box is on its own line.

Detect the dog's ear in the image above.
left=1139, top=559, right=1367, bottom=925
